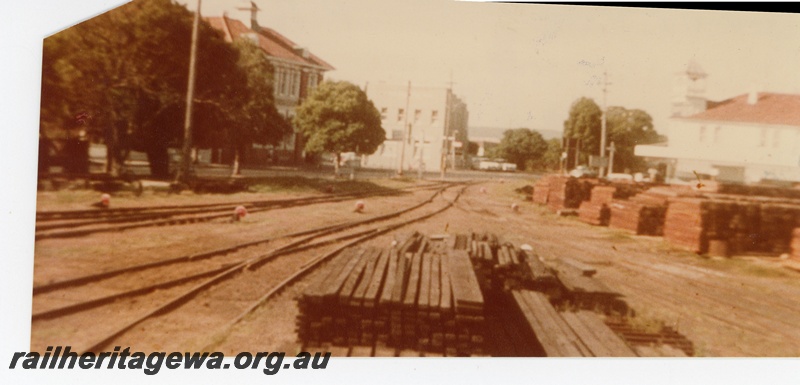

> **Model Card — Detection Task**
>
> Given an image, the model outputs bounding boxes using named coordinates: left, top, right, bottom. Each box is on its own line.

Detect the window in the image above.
left=397, top=109, right=404, bottom=122
left=713, top=126, right=721, bottom=144
left=431, top=110, right=439, bottom=124
left=307, top=73, right=318, bottom=91
left=414, top=109, right=421, bottom=123
left=392, top=129, right=404, bottom=140
left=699, top=126, right=706, bottom=143
left=380, top=108, right=388, bottom=120
left=759, top=128, right=767, bottom=147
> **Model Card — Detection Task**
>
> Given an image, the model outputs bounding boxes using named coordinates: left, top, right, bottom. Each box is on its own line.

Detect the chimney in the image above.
left=747, top=90, right=758, bottom=105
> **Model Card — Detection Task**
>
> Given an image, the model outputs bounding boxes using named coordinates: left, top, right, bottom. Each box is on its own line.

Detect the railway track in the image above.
left=31, top=184, right=468, bottom=353
left=34, top=182, right=451, bottom=239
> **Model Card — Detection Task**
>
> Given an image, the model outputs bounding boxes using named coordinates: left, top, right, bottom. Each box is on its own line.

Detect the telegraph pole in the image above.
left=398, top=81, right=411, bottom=176
left=176, top=0, right=201, bottom=184
left=598, top=71, right=611, bottom=178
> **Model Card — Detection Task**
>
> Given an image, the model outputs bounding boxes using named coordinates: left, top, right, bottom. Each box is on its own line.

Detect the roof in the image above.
left=684, top=92, right=800, bottom=127
left=206, top=16, right=334, bottom=71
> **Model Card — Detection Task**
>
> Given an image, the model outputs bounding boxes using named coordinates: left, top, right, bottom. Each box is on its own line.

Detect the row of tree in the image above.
left=41, top=0, right=290, bottom=178
left=487, top=97, right=662, bottom=173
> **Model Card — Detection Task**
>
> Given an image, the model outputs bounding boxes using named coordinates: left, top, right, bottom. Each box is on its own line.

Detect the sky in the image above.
left=2, top=2, right=800, bottom=384
left=168, top=0, right=800, bottom=136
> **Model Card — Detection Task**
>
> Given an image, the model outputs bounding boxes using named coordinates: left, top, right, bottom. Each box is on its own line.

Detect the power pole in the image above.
left=398, top=81, right=411, bottom=176
left=608, top=141, right=616, bottom=174
left=176, top=0, right=201, bottom=184
left=599, top=71, right=611, bottom=178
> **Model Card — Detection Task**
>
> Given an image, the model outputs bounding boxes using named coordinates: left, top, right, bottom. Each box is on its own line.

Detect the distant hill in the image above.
left=468, top=126, right=562, bottom=141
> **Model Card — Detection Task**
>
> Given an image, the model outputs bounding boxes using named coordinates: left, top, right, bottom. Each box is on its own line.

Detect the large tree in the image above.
left=41, top=0, right=246, bottom=178
left=562, top=97, right=662, bottom=173
left=491, top=128, right=548, bottom=171
left=605, top=107, right=662, bottom=173
left=293, top=81, right=385, bottom=175
left=562, top=97, right=602, bottom=165
left=219, top=39, right=291, bottom=176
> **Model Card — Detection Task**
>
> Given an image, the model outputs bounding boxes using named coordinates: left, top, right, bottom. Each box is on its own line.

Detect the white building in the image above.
left=636, top=62, right=800, bottom=184
left=363, top=82, right=468, bottom=173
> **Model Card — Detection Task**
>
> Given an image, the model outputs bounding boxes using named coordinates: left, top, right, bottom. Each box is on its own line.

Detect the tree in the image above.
left=219, top=39, right=291, bottom=176
left=605, top=107, right=662, bottom=173
left=492, top=128, right=548, bottom=171
left=41, top=0, right=245, bottom=178
left=562, top=97, right=602, bottom=165
left=562, top=97, right=662, bottom=173
left=538, top=138, right=564, bottom=171
left=293, top=81, right=385, bottom=175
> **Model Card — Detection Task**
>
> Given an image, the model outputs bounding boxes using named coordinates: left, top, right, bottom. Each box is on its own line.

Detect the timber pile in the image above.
left=758, top=204, right=800, bottom=254
left=662, top=198, right=709, bottom=253
left=716, top=183, right=800, bottom=200
left=533, top=175, right=599, bottom=211
left=578, top=186, right=614, bottom=226
left=532, top=176, right=552, bottom=205
left=604, top=318, right=694, bottom=356
left=608, top=189, right=671, bottom=235
left=546, top=258, right=625, bottom=314
left=297, top=233, right=486, bottom=356
left=509, top=291, right=636, bottom=357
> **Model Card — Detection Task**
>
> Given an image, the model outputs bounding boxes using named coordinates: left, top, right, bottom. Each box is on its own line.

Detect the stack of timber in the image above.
left=758, top=203, right=800, bottom=254
left=509, top=290, right=637, bottom=357
left=604, top=318, right=694, bottom=356
left=578, top=186, right=615, bottom=226
left=533, top=175, right=600, bottom=211
left=792, top=228, right=800, bottom=259
left=297, top=233, right=486, bottom=356
left=662, top=198, right=709, bottom=254
left=546, top=258, right=626, bottom=314
left=532, top=176, right=552, bottom=205
left=608, top=189, right=671, bottom=235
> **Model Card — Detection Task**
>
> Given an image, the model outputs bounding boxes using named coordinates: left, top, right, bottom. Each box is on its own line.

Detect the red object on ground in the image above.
left=100, top=194, right=110, bottom=207
left=234, top=205, right=248, bottom=219
left=355, top=201, right=365, bottom=213
left=511, top=203, right=519, bottom=212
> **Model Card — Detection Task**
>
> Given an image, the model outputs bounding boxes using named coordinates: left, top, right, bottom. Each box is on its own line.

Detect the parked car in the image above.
left=605, top=173, right=634, bottom=182
left=569, top=165, right=597, bottom=178
left=501, top=163, right=517, bottom=172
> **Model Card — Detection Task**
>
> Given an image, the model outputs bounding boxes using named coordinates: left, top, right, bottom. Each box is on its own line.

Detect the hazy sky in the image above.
left=34, top=1, right=800, bottom=136
left=169, top=1, right=800, bottom=135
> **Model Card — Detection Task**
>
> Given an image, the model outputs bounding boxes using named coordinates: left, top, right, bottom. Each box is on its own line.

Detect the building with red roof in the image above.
left=636, top=61, right=800, bottom=184
left=206, top=3, right=334, bottom=163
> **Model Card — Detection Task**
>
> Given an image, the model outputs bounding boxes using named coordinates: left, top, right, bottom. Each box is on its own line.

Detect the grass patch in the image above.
left=247, top=176, right=409, bottom=195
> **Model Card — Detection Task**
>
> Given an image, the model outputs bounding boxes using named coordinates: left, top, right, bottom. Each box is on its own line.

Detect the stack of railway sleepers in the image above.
left=662, top=197, right=708, bottom=253
left=559, top=310, right=637, bottom=357
left=448, top=248, right=487, bottom=356
left=608, top=189, right=671, bottom=235
left=532, top=176, right=552, bottom=205
left=546, top=258, right=623, bottom=313
left=604, top=318, right=694, bottom=356
left=510, top=290, right=590, bottom=356
left=792, top=228, right=800, bottom=259
left=758, top=203, right=800, bottom=254
left=297, top=232, right=485, bottom=356
left=578, top=186, right=615, bottom=226
left=518, top=248, right=561, bottom=296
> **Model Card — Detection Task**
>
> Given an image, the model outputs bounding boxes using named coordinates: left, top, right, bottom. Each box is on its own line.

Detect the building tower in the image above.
left=671, top=59, right=708, bottom=117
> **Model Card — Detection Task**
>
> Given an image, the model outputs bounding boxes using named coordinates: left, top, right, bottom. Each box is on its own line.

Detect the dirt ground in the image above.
left=30, top=178, right=800, bottom=357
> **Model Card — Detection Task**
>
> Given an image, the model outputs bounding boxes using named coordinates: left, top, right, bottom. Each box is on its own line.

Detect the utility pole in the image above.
left=599, top=71, right=611, bottom=178
left=398, top=81, right=411, bottom=176
left=176, top=0, right=201, bottom=184
left=608, top=141, right=616, bottom=174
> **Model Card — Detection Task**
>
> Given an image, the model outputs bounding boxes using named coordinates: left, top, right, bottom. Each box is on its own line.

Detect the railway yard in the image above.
left=30, top=175, right=800, bottom=357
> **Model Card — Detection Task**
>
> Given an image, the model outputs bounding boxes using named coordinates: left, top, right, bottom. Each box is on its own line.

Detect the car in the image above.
left=501, top=163, right=517, bottom=172
left=605, top=173, right=634, bottom=182
left=569, top=165, right=597, bottom=178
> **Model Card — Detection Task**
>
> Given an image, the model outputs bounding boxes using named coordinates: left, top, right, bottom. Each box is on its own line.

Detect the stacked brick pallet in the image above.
left=297, top=233, right=486, bottom=356
left=608, top=189, right=671, bottom=235
left=578, top=186, right=614, bottom=226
